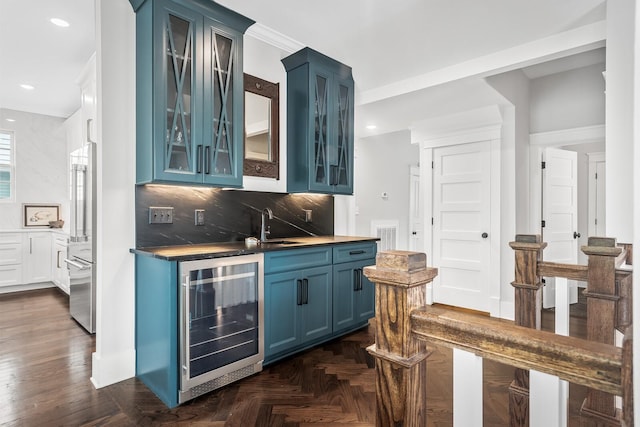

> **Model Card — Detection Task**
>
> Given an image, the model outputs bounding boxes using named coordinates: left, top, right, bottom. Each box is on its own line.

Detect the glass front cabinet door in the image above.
left=282, top=48, right=354, bottom=195
left=131, top=0, right=253, bottom=187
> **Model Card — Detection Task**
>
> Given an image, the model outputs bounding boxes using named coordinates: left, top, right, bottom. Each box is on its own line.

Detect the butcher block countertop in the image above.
left=131, top=235, right=379, bottom=261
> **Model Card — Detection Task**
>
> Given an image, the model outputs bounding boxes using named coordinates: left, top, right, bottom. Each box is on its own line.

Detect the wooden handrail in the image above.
left=410, top=305, right=623, bottom=396
left=536, top=261, right=632, bottom=283
left=537, top=261, right=588, bottom=282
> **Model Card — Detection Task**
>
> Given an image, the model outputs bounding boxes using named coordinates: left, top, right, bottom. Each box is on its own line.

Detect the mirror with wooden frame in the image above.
left=244, top=73, right=279, bottom=179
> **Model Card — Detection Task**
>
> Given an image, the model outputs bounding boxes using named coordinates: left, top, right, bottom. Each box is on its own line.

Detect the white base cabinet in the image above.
left=23, top=233, right=52, bottom=284
left=0, top=231, right=59, bottom=291
left=52, top=235, right=70, bottom=294
left=0, top=233, right=23, bottom=288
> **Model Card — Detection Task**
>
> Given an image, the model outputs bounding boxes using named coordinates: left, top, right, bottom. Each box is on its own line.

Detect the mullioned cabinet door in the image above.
left=283, top=48, right=354, bottom=195
left=133, top=0, right=252, bottom=187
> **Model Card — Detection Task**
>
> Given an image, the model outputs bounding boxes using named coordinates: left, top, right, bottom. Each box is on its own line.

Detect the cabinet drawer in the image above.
left=0, top=233, right=22, bottom=245
left=0, top=243, right=22, bottom=266
left=0, top=264, right=22, bottom=287
left=264, top=247, right=331, bottom=274
left=54, top=236, right=69, bottom=246
left=332, top=242, right=376, bottom=264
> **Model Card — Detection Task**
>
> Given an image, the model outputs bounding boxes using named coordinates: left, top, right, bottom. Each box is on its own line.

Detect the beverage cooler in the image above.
left=178, top=253, right=264, bottom=403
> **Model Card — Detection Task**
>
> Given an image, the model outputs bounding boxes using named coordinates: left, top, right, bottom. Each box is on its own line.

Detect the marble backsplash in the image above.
left=136, top=185, right=334, bottom=248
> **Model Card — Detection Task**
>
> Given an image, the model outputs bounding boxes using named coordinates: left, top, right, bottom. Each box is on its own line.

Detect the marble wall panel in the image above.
left=136, top=185, right=334, bottom=247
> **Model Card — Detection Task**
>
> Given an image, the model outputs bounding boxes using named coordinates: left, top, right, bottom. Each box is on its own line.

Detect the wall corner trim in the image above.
left=529, top=124, right=605, bottom=147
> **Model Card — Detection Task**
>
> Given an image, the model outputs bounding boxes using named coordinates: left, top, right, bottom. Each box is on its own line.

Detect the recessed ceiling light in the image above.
left=6, top=119, right=16, bottom=122
left=366, top=124, right=377, bottom=130
left=50, top=18, right=70, bottom=27
left=20, top=84, right=35, bottom=90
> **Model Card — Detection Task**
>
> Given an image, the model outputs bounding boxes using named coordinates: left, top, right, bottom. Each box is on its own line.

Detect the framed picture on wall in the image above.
left=23, top=204, right=60, bottom=227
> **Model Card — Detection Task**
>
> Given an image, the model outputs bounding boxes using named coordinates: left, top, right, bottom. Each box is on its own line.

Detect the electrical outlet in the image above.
left=303, top=209, right=313, bottom=223
left=149, top=206, right=174, bottom=224
left=195, top=209, right=205, bottom=226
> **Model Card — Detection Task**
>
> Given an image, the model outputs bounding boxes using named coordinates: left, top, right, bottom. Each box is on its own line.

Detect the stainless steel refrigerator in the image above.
left=65, top=142, right=97, bottom=333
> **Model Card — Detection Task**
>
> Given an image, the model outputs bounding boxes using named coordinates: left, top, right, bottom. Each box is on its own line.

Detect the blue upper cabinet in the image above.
left=131, top=0, right=253, bottom=187
left=282, top=48, right=354, bottom=195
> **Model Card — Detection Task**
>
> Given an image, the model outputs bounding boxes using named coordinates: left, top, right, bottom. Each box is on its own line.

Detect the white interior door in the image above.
left=432, top=141, right=491, bottom=312
left=542, top=147, right=578, bottom=307
left=409, top=167, right=423, bottom=251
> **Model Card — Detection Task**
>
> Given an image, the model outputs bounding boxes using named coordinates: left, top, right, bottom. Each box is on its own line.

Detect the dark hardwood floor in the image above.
left=0, top=288, right=588, bottom=426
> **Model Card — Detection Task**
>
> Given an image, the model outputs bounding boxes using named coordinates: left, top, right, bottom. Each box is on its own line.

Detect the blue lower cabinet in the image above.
left=264, top=270, right=301, bottom=355
left=332, top=259, right=375, bottom=333
left=264, top=265, right=332, bottom=360
left=263, top=243, right=377, bottom=364
left=299, top=266, right=332, bottom=342
left=135, top=255, right=180, bottom=408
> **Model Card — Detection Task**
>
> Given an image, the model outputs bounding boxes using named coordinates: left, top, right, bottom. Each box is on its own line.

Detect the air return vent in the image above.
left=371, top=220, right=399, bottom=252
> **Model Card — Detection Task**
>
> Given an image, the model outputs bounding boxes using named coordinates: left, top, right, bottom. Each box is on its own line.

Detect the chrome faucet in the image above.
left=260, top=207, right=273, bottom=241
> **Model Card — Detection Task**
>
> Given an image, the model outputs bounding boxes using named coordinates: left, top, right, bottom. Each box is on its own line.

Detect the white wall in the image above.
left=354, top=130, right=418, bottom=249
left=529, top=63, right=606, bottom=133
left=485, top=70, right=531, bottom=233
left=0, top=109, right=69, bottom=231
left=91, top=0, right=136, bottom=388
left=606, top=0, right=635, bottom=244
left=242, top=36, right=290, bottom=193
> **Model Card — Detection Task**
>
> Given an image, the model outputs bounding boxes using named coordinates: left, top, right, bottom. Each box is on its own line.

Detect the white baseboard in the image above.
left=0, top=281, right=55, bottom=294
left=499, top=300, right=515, bottom=321
left=91, top=349, right=136, bottom=389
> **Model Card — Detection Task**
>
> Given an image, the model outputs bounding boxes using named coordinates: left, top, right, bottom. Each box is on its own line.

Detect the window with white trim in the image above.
left=0, top=130, right=15, bottom=201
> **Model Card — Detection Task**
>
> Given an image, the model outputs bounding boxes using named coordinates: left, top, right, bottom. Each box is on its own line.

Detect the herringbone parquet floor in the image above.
left=0, top=287, right=587, bottom=426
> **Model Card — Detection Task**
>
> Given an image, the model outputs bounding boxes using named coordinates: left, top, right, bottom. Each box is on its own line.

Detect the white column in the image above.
left=92, top=0, right=137, bottom=387
left=605, top=0, right=635, bottom=243
left=453, top=348, right=483, bottom=427
left=530, top=277, right=569, bottom=427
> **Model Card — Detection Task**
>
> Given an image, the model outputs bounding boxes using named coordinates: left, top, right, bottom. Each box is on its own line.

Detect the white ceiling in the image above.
left=0, top=0, right=606, bottom=131
left=0, top=0, right=95, bottom=118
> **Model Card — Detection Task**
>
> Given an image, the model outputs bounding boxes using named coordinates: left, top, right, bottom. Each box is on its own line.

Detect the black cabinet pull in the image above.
left=196, top=145, right=203, bottom=173
left=573, top=231, right=581, bottom=239
left=302, top=278, right=309, bottom=304
left=330, top=165, right=338, bottom=185
left=204, top=146, right=211, bottom=174
left=354, top=268, right=363, bottom=291
left=349, top=250, right=366, bottom=255
left=296, top=279, right=302, bottom=305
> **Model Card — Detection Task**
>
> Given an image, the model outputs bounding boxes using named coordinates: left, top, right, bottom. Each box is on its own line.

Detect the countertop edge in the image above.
left=131, top=236, right=380, bottom=261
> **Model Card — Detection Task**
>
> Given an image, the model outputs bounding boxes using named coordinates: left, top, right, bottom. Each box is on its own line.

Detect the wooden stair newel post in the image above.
left=580, top=237, right=623, bottom=426
left=508, top=234, right=546, bottom=427
left=364, top=250, right=438, bottom=427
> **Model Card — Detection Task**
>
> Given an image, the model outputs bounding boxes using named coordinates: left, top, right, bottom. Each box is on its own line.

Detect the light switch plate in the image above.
left=149, top=206, right=174, bottom=224
left=195, top=209, right=205, bottom=226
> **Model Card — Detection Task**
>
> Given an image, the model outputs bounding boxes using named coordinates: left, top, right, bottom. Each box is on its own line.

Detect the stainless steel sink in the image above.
left=259, top=240, right=298, bottom=245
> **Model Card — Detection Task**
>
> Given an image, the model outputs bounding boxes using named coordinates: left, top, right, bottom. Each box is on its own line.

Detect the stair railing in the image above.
left=364, top=244, right=633, bottom=427
left=510, top=235, right=633, bottom=426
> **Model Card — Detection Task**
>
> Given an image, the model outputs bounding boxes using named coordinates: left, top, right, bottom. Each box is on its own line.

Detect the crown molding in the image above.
left=411, top=105, right=504, bottom=147
left=529, top=124, right=605, bottom=146
left=246, top=23, right=305, bottom=54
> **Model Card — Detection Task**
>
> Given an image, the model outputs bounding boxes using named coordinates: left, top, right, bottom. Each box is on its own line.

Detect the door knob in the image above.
left=573, top=231, right=581, bottom=239
left=481, top=232, right=488, bottom=239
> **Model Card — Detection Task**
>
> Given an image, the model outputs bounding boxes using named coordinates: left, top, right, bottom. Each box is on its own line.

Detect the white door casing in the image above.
left=409, top=166, right=423, bottom=252
left=542, top=147, right=579, bottom=307
left=587, top=152, right=606, bottom=237
left=432, top=141, right=491, bottom=312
